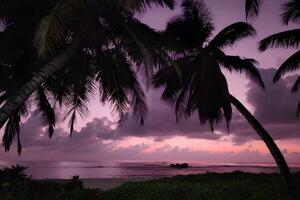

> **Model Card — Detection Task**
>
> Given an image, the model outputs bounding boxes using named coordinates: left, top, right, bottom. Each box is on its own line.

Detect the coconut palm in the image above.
left=259, top=0, right=300, bottom=116
left=245, top=0, right=263, bottom=21
left=0, top=0, right=174, bottom=153
left=153, top=0, right=292, bottom=185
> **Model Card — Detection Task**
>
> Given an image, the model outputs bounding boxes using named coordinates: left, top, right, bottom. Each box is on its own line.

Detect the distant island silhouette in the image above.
left=169, top=163, right=189, bottom=169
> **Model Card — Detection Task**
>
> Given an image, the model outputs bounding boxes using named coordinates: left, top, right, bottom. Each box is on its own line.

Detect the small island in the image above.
left=169, top=163, right=189, bottom=169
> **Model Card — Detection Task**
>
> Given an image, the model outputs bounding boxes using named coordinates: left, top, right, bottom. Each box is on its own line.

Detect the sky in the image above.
left=0, top=0, right=299, bottom=164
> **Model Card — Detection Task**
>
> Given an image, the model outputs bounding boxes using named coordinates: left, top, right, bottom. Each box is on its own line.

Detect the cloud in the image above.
left=1, top=68, right=299, bottom=161
left=114, top=68, right=300, bottom=143
left=236, top=68, right=300, bottom=141
left=114, top=89, right=227, bottom=140
left=247, top=68, right=299, bottom=124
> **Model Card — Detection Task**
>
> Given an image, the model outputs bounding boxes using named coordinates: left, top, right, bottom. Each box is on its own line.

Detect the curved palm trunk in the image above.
left=228, top=94, right=292, bottom=186
left=0, top=40, right=80, bottom=129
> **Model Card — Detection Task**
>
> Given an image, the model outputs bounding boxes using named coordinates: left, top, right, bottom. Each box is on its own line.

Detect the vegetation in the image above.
left=0, top=0, right=175, bottom=154
left=1, top=165, right=299, bottom=200
left=0, top=0, right=298, bottom=193
left=103, top=171, right=300, bottom=200
left=245, top=0, right=263, bottom=21
left=259, top=0, right=300, bottom=116
left=152, top=0, right=291, bottom=185
left=0, top=165, right=99, bottom=200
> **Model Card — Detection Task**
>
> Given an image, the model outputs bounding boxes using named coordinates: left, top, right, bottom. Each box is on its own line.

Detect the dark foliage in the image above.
left=0, top=0, right=174, bottom=152
left=281, top=0, right=300, bottom=25
left=0, top=165, right=99, bottom=200
left=103, top=171, right=300, bottom=200
left=259, top=0, right=300, bottom=117
left=153, top=0, right=263, bottom=131
left=245, top=0, right=262, bottom=21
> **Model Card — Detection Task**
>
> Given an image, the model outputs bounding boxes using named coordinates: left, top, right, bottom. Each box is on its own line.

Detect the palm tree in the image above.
left=245, top=0, right=263, bottom=21
left=0, top=0, right=174, bottom=153
left=153, top=0, right=292, bottom=185
left=259, top=0, right=300, bottom=116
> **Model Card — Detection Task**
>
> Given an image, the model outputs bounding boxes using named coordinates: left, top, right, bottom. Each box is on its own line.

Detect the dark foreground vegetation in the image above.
left=0, top=165, right=99, bottom=200
left=104, top=172, right=300, bottom=200
left=1, top=166, right=300, bottom=200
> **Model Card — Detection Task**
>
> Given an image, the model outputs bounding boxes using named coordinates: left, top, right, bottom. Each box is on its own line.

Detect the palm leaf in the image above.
left=245, top=0, right=262, bottom=21
left=48, top=50, right=96, bottom=135
left=34, top=0, right=84, bottom=58
left=181, top=0, right=213, bottom=32
left=124, top=0, right=175, bottom=13
left=63, top=72, right=95, bottom=135
left=184, top=57, right=232, bottom=131
left=152, top=65, right=182, bottom=103
left=209, top=22, right=256, bottom=49
left=281, top=0, right=300, bottom=25
left=34, top=87, right=56, bottom=138
left=164, top=0, right=213, bottom=49
left=273, top=50, right=300, bottom=82
left=297, top=101, right=300, bottom=117
left=120, top=19, right=155, bottom=83
left=215, top=50, right=265, bottom=88
left=259, top=29, right=300, bottom=51
left=292, top=75, right=300, bottom=92
left=0, top=92, right=8, bottom=105
left=106, top=48, right=148, bottom=125
left=2, top=113, right=21, bottom=154
left=96, top=50, right=131, bottom=123
left=130, top=77, right=148, bottom=125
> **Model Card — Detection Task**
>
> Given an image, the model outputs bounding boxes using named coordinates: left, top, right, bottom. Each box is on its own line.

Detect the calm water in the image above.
left=1, top=161, right=300, bottom=179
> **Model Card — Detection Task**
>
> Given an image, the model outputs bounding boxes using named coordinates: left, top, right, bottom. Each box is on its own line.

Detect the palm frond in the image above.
left=63, top=73, right=95, bottom=135
left=152, top=57, right=193, bottom=103
left=154, top=55, right=233, bottom=131
left=34, top=87, right=56, bottom=138
left=104, top=48, right=148, bottom=125
left=175, top=84, right=189, bottom=122
left=245, top=0, right=262, bottom=21
left=130, top=79, right=148, bottom=125
left=216, top=50, right=265, bottom=88
left=281, top=0, right=300, bottom=25
left=297, top=101, right=300, bottom=117
left=34, top=0, right=84, bottom=58
left=123, top=0, right=175, bottom=13
left=273, top=50, right=300, bottom=82
left=153, top=62, right=187, bottom=121
left=259, top=29, right=300, bottom=51
left=2, top=113, right=21, bottom=155
left=47, top=51, right=97, bottom=135
left=210, top=22, right=256, bottom=49
left=152, top=66, right=182, bottom=103
left=120, top=19, right=155, bottom=83
left=164, top=0, right=213, bottom=49
left=185, top=57, right=232, bottom=132
left=292, top=75, right=300, bottom=92
left=116, top=16, right=172, bottom=85
left=0, top=92, right=8, bottom=105
left=96, top=50, right=131, bottom=123
left=181, top=0, right=213, bottom=33
left=181, top=0, right=210, bottom=19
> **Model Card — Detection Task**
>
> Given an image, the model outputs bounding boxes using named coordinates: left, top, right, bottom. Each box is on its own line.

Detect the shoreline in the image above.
left=41, top=170, right=300, bottom=191
left=46, top=177, right=159, bottom=191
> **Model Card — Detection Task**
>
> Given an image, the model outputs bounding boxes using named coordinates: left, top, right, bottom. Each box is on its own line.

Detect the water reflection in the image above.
left=1, top=161, right=300, bottom=179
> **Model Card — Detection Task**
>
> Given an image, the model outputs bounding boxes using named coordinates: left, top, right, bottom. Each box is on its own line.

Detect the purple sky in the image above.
left=1, top=0, right=299, bottom=163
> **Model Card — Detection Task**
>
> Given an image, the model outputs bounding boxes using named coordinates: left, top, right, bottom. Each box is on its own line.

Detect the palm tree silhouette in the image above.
left=259, top=0, right=300, bottom=116
left=153, top=0, right=292, bottom=185
left=245, top=0, right=263, bottom=21
left=0, top=0, right=174, bottom=153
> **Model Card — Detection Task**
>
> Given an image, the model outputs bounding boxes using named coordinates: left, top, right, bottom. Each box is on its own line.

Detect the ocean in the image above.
left=1, top=161, right=300, bottom=180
